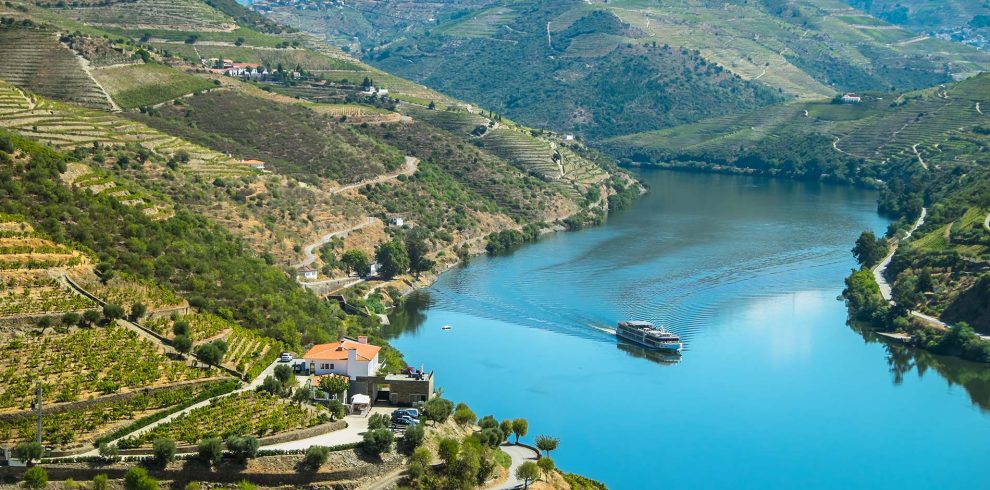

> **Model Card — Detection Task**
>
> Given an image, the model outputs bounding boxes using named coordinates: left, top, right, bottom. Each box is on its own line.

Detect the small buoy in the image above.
left=441, top=325, right=452, bottom=330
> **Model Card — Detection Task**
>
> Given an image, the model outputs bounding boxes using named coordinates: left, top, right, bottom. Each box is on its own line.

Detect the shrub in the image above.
left=152, top=437, right=176, bottom=466
left=361, top=428, right=394, bottom=456
left=368, top=412, right=391, bottom=430
left=423, top=397, right=453, bottom=424
left=327, top=399, right=345, bottom=420
left=13, top=441, right=43, bottom=461
left=197, top=437, right=223, bottom=465
left=124, top=467, right=157, bottom=490
left=98, top=442, right=119, bottom=461
left=400, top=422, right=425, bottom=452
left=437, top=437, right=459, bottom=465
left=93, top=474, right=108, bottom=490
left=226, top=435, right=259, bottom=462
left=453, top=406, right=477, bottom=426
left=303, top=445, right=329, bottom=469
left=23, top=466, right=47, bottom=489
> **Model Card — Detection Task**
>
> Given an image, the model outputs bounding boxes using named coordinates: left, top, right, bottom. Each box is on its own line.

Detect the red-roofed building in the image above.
left=304, top=336, right=381, bottom=380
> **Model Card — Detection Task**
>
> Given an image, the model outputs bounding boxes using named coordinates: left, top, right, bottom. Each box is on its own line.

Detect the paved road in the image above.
left=873, top=208, right=927, bottom=302
left=263, top=406, right=393, bottom=450
left=331, top=156, right=419, bottom=195
left=498, top=444, right=539, bottom=490
left=295, top=217, right=378, bottom=269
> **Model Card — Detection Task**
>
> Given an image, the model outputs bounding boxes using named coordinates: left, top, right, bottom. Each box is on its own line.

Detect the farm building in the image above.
left=387, top=216, right=404, bottom=227
left=296, top=265, right=318, bottom=281
left=841, top=93, right=862, bottom=104
left=242, top=159, right=266, bottom=171
left=353, top=369, right=436, bottom=406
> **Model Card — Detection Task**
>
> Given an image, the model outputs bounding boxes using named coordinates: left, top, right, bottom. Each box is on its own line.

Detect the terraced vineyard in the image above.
left=0, top=81, right=253, bottom=178
left=145, top=313, right=234, bottom=343
left=0, top=325, right=214, bottom=411
left=63, top=162, right=174, bottom=220
left=222, top=325, right=284, bottom=381
left=401, top=105, right=491, bottom=135
left=119, top=391, right=324, bottom=446
left=52, top=0, right=234, bottom=31
left=0, top=217, right=96, bottom=319
left=438, top=6, right=518, bottom=38
left=76, top=272, right=186, bottom=312
left=478, top=127, right=562, bottom=179
left=91, top=63, right=215, bottom=109
left=0, top=380, right=231, bottom=446
left=0, top=24, right=112, bottom=110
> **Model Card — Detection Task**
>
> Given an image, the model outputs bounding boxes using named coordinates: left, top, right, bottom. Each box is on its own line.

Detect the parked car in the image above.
left=393, top=408, right=419, bottom=419
left=392, top=415, right=419, bottom=426
left=278, top=352, right=294, bottom=362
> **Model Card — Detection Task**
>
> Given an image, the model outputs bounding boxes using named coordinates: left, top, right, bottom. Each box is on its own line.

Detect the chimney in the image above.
left=358, top=336, right=368, bottom=344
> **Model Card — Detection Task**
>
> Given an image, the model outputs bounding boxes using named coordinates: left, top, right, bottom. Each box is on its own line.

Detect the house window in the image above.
left=329, top=363, right=334, bottom=369
left=320, top=363, right=330, bottom=370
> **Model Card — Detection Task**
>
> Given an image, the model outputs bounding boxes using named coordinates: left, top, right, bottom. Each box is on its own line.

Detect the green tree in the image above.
left=98, top=442, right=119, bottom=462
left=95, top=262, right=114, bottom=284
left=512, top=418, right=528, bottom=444
left=361, top=428, right=394, bottom=456
left=102, top=303, right=125, bottom=322
left=404, top=231, right=434, bottom=277
left=535, top=435, right=559, bottom=457
left=152, top=438, right=176, bottom=466
left=327, top=399, right=345, bottom=420
left=318, top=375, right=349, bottom=401
left=400, top=422, right=425, bottom=452
left=274, top=364, right=294, bottom=386
left=23, top=466, right=47, bottom=489
left=195, top=340, right=227, bottom=366
left=852, top=230, right=886, bottom=268
left=341, top=249, right=371, bottom=276
left=82, top=309, right=101, bottom=326
left=61, top=312, right=81, bottom=326
left=453, top=405, right=477, bottom=426
left=173, top=334, right=192, bottom=355
left=13, top=441, right=43, bottom=462
left=375, top=239, right=410, bottom=279
left=173, top=320, right=190, bottom=336
left=197, top=437, right=223, bottom=465
left=258, top=376, right=284, bottom=396
left=516, top=461, right=540, bottom=489
left=500, top=420, right=513, bottom=443
left=410, top=446, right=432, bottom=468
left=537, top=456, right=556, bottom=478
left=130, top=302, right=147, bottom=321
left=292, top=386, right=312, bottom=406
left=423, top=397, right=453, bottom=425
left=226, top=435, right=259, bottom=462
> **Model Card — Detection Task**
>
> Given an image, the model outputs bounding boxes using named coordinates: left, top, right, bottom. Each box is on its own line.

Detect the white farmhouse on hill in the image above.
left=304, top=336, right=381, bottom=380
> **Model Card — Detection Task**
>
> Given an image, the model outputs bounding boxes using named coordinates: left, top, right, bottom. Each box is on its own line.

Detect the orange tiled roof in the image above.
left=304, top=339, right=381, bottom=361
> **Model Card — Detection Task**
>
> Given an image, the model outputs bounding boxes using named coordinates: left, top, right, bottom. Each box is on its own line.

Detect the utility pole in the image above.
left=35, top=381, right=42, bottom=445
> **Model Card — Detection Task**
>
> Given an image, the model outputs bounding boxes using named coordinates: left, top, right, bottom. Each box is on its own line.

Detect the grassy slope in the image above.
left=92, top=62, right=216, bottom=108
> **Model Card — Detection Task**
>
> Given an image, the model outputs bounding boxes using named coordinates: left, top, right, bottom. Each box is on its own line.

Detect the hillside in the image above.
left=261, top=0, right=990, bottom=142
left=845, top=0, right=990, bottom=49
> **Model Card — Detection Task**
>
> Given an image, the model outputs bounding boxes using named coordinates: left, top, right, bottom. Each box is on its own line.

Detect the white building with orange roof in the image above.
left=303, top=336, right=381, bottom=380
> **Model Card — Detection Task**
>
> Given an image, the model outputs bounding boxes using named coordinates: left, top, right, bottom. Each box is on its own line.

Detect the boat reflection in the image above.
left=616, top=340, right=682, bottom=366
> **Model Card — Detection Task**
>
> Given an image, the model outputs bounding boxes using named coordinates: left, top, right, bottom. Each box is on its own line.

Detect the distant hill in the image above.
left=259, top=0, right=990, bottom=142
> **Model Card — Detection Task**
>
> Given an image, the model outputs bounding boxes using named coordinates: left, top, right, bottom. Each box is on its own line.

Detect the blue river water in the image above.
left=386, top=170, right=990, bottom=489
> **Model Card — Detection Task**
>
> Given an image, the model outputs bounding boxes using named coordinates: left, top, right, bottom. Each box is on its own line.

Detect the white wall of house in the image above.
left=307, top=350, right=380, bottom=380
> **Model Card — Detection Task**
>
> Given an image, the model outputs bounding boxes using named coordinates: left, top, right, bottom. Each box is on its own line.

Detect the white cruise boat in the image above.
left=616, top=321, right=683, bottom=352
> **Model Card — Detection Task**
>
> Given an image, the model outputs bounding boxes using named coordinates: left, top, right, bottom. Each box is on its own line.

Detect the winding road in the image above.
left=498, top=444, right=540, bottom=490
left=331, top=156, right=419, bottom=195
left=873, top=208, right=927, bottom=302
left=295, top=217, right=378, bottom=269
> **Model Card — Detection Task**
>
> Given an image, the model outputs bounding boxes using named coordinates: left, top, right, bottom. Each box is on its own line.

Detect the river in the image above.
left=386, top=170, right=990, bottom=489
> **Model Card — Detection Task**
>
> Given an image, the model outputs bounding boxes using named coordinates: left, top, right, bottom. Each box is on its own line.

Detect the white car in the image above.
left=278, top=352, right=294, bottom=362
